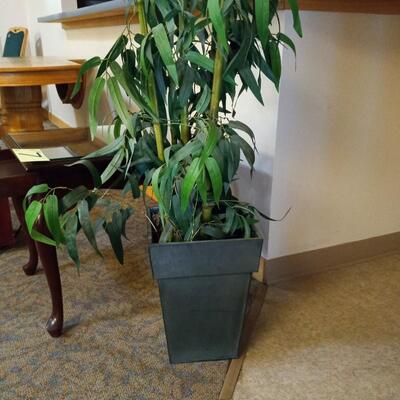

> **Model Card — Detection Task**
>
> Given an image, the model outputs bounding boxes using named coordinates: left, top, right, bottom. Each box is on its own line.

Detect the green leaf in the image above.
left=186, top=51, right=214, bottom=73
left=24, top=184, right=49, bottom=211
left=231, top=134, right=255, bottom=170
left=152, top=23, right=179, bottom=85
left=65, top=214, right=80, bottom=270
left=269, top=41, right=282, bottom=89
left=43, top=195, right=64, bottom=245
left=277, top=32, right=296, bottom=55
left=105, top=212, right=124, bottom=265
left=101, top=148, right=124, bottom=184
left=205, top=157, right=223, bottom=204
left=207, top=0, right=228, bottom=53
left=62, top=186, right=89, bottom=211
left=25, top=200, right=56, bottom=246
left=30, top=229, right=57, bottom=247
left=67, top=159, right=102, bottom=188
left=196, top=85, right=211, bottom=114
left=287, top=0, right=303, bottom=37
left=186, top=52, right=235, bottom=84
left=84, top=135, right=124, bottom=159
left=181, top=157, right=202, bottom=212
left=255, top=0, right=269, bottom=48
left=200, top=121, right=219, bottom=164
left=239, top=67, right=264, bottom=105
left=197, top=170, right=208, bottom=204
left=201, top=224, right=227, bottom=239
left=25, top=200, right=42, bottom=235
left=78, top=200, right=102, bottom=257
left=128, top=174, right=141, bottom=199
left=97, top=35, right=128, bottom=77
left=229, top=120, right=255, bottom=144
left=107, top=76, right=134, bottom=136
left=71, top=56, right=101, bottom=98
left=170, top=139, right=203, bottom=164
left=88, top=76, right=106, bottom=140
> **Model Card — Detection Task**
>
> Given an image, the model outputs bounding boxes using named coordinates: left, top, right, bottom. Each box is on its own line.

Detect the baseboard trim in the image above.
left=266, top=232, right=400, bottom=284
left=41, top=108, right=71, bottom=129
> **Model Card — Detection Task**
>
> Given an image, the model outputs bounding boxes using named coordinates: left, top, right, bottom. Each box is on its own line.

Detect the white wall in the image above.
left=268, top=11, right=400, bottom=259
left=0, top=0, right=28, bottom=51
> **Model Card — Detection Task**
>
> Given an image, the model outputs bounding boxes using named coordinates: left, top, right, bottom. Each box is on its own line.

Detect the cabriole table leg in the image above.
left=36, top=214, right=64, bottom=338
left=12, top=196, right=38, bottom=276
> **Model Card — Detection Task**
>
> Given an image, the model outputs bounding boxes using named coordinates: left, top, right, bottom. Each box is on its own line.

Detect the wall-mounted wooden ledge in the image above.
left=38, top=0, right=400, bottom=30
left=280, top=0, right=400, bottom=14
left=37, top=0, right=138, bottom=30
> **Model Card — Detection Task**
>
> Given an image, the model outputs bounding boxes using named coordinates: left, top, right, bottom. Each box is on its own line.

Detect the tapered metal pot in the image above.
left=148, top=213, right=263, bottom=364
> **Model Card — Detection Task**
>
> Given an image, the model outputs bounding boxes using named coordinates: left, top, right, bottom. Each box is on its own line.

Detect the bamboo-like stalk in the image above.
left=137, top=0, right=165, bottom=162
left=180, top=107, right=190, bottom=144
left=203, top=0, right=226, bottom=222
left=209, top=46, right=224, bottom=121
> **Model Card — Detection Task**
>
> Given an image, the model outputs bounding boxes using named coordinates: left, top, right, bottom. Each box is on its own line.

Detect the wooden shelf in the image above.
left=38, top=0, right=138, bottom=29
left=39, top=0, right=400, bottom=30
left=280, top=0, right=400, bottom=14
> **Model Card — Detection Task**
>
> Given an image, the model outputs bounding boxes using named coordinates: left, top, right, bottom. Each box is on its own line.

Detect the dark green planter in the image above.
left=148, top=217, right=263, bottom=364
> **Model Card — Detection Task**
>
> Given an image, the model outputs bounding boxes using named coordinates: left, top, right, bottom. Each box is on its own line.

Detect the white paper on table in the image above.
left=12, top=149, right=50, bottom=163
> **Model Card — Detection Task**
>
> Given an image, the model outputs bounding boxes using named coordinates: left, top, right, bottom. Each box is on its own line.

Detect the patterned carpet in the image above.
left=0, top=197, right=227, bottom=399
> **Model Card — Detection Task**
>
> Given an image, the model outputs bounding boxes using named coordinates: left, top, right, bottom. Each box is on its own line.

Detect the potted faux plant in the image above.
left=24, top=0, right=302, bottom=363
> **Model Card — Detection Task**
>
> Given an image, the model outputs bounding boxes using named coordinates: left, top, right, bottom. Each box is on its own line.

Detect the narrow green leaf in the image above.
left=97, top=35, right=128, bottom=77
left=196, top=85, right=211, bottom=114
left=287, top=0, right=303, bottom=37
left=107, top=76, right=134, bottom=136
left=43, top=195, right=64, bottom=245
left=67, top=159, right=102, bottom=188
left=205, top=157, right=223, bottom=204
left=229, top=121, right=256, bottom=144
left=25, top=200, right=42, bottom=235
left=186, top=51, right=214, bottom=72
left=277, top=32, right=296, bottom=55
left=128, top=174, right=141, bottom=199
left=269, top=42, right=282, bottom=89
left=101, top=148, right=124, bottom=184
left=152, top=23, right=179, bottom=85
left=62, top=186, right=89, bottom=211
left=24, top=184, right=49, bottom=211
left=65, top=214, right=80, bottom=270
left=231, top=134, right=255, bottom=170
left=30, top=229, right=57, bottom=247
left=207, top=0, right=228, bottom=52
left=239, top=67, right=264, bottom=105
left=105, top=212, right=124, bottom=265
left=181, top=157, right=202, bottom=212
left=255, top=0, right=269, bottom=48
left=71, top=56, right=101, bottom=98
left=78, top=200, right=102, bottom=257
left=84, top=135, right=124, bottom=159
left=88, top=77, right=106, bottom=140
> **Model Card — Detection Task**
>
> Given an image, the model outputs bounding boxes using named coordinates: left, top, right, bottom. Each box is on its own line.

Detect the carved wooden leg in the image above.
left=36, top=214, right=64, bottom=338
left=0, top=86, right=43, bottom=135
left=12, top=196, right=38, bottom=276
left=0, top=198, right=15, bottom=248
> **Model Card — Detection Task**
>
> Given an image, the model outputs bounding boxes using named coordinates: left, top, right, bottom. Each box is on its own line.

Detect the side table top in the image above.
left=0, top=57, right=82, bottom=87
left=0, top=57, right=81, bottom=73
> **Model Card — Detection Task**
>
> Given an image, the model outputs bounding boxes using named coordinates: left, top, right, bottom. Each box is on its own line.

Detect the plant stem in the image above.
left=209, top=46, right=224, bottom=121
left=180, top=107, right=190, bottom=144
left=137, top=0, right=165, bottom=161
left=203, top=2, right=225, bottom=222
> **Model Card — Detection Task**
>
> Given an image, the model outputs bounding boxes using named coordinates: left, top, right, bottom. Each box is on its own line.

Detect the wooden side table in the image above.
left=1, top=128, right=109, bottom=337
left=0, top=57, right=82, bottom=136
